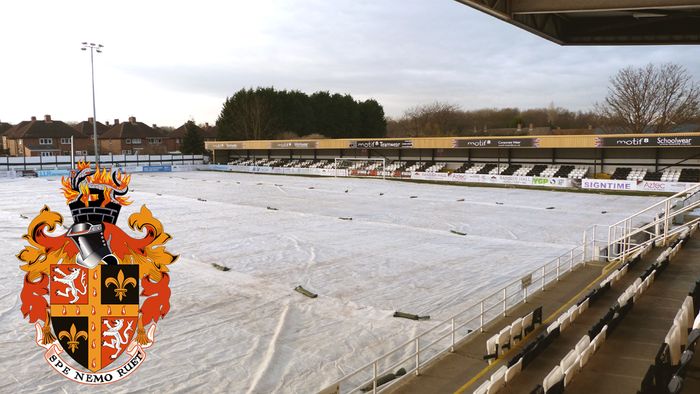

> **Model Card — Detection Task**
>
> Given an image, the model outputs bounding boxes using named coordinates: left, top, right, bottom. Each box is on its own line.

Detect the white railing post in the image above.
left=570, top=249, right=574, bottom=271
left=415, top=338, right=420, bottom=376
left=502, top=288, right=507, bottom=316
left=541, top=266, right=546, bottom=290
left=451, top=318, right=455, bottom=352
left=556, top=257, right=560, bottom=281
left=524, top=285, right=528, bottom=303
left=480, top=301, right=484, bottom=332
left=582, top=229, right=588, bottom=261
left=372, top=362, right=377, bottom=394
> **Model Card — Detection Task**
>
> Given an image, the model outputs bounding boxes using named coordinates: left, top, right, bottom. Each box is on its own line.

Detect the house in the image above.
left=99, top=116, right=167, bottom=155
left=167, top=122, right=218, bottom=152
left=0, top=120, right=13, bottom=153
left=3, top=115, right=91, bottom=156
left=73, top=117, right=110, bottom=136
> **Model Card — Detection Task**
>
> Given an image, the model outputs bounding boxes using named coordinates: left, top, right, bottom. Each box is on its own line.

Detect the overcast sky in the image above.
left=2, top=0, right=699, bottom=127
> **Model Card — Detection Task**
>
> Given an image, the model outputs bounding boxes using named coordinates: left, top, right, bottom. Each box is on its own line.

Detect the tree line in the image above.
left=386, top=103, right=600, bottom=138
left=216, top=87, right=387, bottom=141
left=214, top=63, right=699, bottom=141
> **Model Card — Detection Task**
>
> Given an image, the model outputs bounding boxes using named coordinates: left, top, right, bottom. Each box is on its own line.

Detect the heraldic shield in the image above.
left=18, top=162, right=177, bottom=383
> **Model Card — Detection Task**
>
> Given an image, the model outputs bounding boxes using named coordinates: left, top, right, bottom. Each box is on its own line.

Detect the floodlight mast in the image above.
left=81, top=42, right=103, bottom=166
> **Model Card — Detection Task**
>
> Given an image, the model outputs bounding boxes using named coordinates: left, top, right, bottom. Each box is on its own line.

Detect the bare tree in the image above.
left=596, top=63, right=700, bottom=133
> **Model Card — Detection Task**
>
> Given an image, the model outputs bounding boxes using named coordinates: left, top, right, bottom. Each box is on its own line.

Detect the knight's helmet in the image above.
left=61, top=162, right=132, bottom=269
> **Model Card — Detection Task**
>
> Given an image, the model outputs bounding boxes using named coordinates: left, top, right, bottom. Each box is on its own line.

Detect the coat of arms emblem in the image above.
left=18, top=162, right=177, bottom=384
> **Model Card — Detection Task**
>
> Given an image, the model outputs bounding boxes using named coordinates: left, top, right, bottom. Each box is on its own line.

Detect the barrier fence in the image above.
left=0, top=154, right=205, bottom=171
left=208, top=164, right=699, bottom=193
left=321, top=240, right=593, bottom=394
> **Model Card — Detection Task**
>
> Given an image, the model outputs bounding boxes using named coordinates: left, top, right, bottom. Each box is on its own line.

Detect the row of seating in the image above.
left=474, top=242, right=655, bottom=394
left=226, top=158, right=698, bottom=182
left=484, top=307, right=543, bottom=363
left=529, top=238, right=659, bottom=393
left=476, top=308, right=542, bottom=394
left=640, top=224, right=700, bottom=394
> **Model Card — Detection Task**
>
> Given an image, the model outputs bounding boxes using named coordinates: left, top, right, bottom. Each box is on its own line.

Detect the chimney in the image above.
left=88, top=117, right=94, bottom=123
left=114, top=118, right=120, bottom=125
left=44, top=115, right=52, bottom=122
left=106, top=121, right=110, bottom=126
left=152, top=124, right=157, bottom=128
left=128, top=116, right=136, bottom=124
left=205, top=122, right=210, bottom=128
left=31, top=116, right=37, bottom=121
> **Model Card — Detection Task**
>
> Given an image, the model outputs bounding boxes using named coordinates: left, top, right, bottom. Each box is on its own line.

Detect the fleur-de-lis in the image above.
left=105, top=269, right=137, bottom=301
left=58, top=323, right=88, bottom=353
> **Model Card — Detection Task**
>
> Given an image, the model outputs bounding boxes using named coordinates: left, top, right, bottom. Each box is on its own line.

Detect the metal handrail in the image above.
left=323, top=241, right=589, bottom=393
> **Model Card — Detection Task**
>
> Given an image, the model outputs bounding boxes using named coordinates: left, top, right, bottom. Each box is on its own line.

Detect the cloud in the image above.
left=1, top=0, right=699, bottom=125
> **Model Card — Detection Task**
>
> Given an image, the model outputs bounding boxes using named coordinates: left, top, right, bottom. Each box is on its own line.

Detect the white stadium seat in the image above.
left=505, top=358, right=522, bottom=383
left=488, top=366, right=507, bottom=393
left=577, top=298, right=589, bottom=316
left=510, top=317, right=523, bottom=344
left=498, top=327, right=511, bottom=355
left=473, top=379, right=490, bottom=394
left=560, top=349, right=579, bottom=372
left=576, top=335, right=591, bottom=354
left=543, top=365, right=563, bottom=393
left=579, top=344, right=593, bottom=368
left=665, top=323, right=682, bottom=365
left=564, top=360, right=580, bottom=387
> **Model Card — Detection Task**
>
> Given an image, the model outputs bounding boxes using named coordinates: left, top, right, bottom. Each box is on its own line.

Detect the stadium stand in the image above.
left=513, top=166, right=533, bottom=176
left=610, top=167, right=632, bottom=180
left=567, top=167, right=588, bottom=179
left=626, top=168, right=647, bottom=181
left=500, top=164, right=522, bottom=176
left=478, top=164, right=497, bottom=175
left=465, top=164, right=486, bottom=174
left=552, top=166, right=575, bottom=178
left=679, top=168, right=700, bottom=183
left=471, top=222, right=700, bottom=394
left=526, top=164, right=548, bottom=177
left=539, top=165, right=562, bottom=178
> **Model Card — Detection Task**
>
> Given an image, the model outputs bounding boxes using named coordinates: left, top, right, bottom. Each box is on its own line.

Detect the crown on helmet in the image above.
left=61, top=161, right=132, bottom=225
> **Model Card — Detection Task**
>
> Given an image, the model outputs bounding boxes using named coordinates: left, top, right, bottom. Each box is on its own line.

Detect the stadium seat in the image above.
left=567, top=304, right=579, bottom=323
left=563, top=361, right=579, bottom=387
left=498, top=326, right=512, bottom=355
left=558, top=312, right=571, bottom=332
left=577, top=298, right=589, bottom=316
left=592, top=325, right=608, bottom=353
left=543, top=365, right=563, bottom=393
left=511, top=317, right=524, bottom=343
left=560, top=349, right=579, bottom=373
left=523, top=312, right=534, bottom=335
left=547, top=321, right=560, bottom=334
left=665, top=324, right=682, bottom=366
left=505, top=358, right=522, bottom=383
left=693, top=314, right=700, bottom=330
left=488, top=366, right=507, bottom=393
left=473, top=379, right=490, bottom=394
left=485, top=334, right=499, bottom=362
left=682, top=296, right=694, bottom=330
left=579, top=344, right=593, bottom=368
left=576, top=335, right=591, bottom=354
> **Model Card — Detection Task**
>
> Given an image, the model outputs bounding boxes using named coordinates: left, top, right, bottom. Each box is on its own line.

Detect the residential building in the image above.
left=168, top=122, right=218, bottom=152
left=3, top=115, right=91, bottom=156
left=100, top=116, right=168, bottom=155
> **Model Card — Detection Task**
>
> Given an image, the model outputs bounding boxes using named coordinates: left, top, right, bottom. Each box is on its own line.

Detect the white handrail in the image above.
left=322, top=184, right=700, bottom=394
left=322, top=242, right=590, bottom=393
